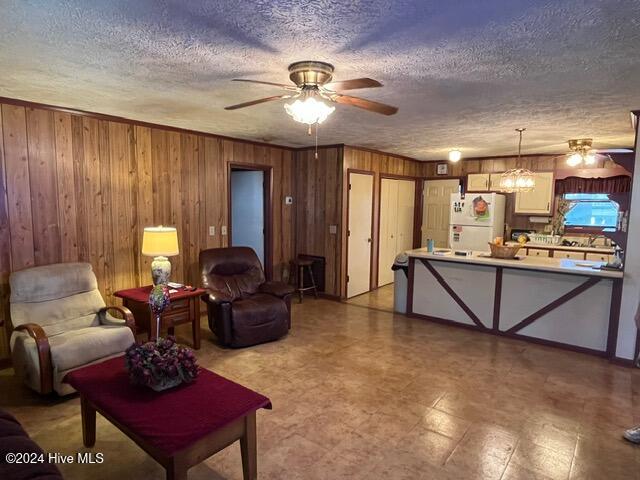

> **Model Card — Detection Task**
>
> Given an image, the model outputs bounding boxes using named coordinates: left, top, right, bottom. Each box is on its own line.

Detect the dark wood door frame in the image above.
left=345, top=169, right=375, bottom=297
left=228, top=163, right=274, bottom=281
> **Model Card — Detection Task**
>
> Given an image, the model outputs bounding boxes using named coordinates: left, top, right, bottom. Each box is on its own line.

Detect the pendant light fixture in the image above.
left=498, top=128, right=536, bottom=193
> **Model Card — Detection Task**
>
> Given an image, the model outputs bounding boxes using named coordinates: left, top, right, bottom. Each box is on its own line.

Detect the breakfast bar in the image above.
left=406, top=248, right=624, bottom=357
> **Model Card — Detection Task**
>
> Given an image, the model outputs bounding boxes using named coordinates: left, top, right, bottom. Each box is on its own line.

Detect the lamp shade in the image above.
left=142, top=226, right=179, bottom=257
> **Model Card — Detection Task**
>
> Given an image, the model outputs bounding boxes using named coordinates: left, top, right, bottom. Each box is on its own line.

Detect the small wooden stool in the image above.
left=292, top=258, right=318, bottom=303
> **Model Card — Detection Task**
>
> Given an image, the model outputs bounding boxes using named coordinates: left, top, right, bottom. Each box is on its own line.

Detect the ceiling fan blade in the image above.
left=232, top=79, right=297, bottom=91
left=324, top=78, right=382, bottom=91
left=224, top=94, right=292, bottom=110
left=330, top=94, right=398, bottom=115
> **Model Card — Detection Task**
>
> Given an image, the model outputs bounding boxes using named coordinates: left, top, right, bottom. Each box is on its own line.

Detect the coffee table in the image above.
left=65, top=356, right=271, bottom=480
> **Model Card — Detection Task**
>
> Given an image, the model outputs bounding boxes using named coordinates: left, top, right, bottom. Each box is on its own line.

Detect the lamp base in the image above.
left=151, top=256, right=172, bottom=285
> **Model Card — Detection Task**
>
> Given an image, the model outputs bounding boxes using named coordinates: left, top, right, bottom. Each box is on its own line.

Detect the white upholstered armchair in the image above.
left=9, top=262, right=136, bottom=395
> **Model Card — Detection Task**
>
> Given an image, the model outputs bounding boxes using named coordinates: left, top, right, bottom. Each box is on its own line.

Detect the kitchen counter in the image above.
left=407, top=248, right=623, bottom=279
left=405, top=248, right=623, bottom=358
left=510, top=242, right=615, bottom=254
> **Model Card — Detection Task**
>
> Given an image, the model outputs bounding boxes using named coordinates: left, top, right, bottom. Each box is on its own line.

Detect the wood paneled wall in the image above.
left=0, top=101, right=294, bottom=361
left=294, top=147, right=343, bottom=297
left=340, top=146, right=423, bottom=297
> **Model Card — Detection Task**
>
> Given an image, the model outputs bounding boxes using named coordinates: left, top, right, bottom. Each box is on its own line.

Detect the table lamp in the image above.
left=142, top=226, right=179, bottom=285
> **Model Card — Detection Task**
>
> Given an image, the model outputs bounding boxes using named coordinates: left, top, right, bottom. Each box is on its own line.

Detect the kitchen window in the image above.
left=563, top=193, right=619, bottom=230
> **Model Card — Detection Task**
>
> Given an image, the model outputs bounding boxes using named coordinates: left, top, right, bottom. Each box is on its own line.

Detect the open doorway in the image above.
left=229, top=164, right=272, bottom=279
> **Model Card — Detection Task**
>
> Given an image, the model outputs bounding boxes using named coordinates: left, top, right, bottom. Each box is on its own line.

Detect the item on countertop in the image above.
left=427, top=238, right=435, bottom=252
left=454, top=250, right=473, bottom=256
left=488, top=242, right=522, bottom=259
left=517, top=234, right=528, bottom=245
left=493, top=236, right=504, bottom=246
left=125, top=336, right=199, bottom=391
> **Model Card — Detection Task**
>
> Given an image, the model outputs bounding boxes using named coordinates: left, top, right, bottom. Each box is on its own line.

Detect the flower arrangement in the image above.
left=124, top=284, right=199, bottom=391
left=125, top=336, right=199, bottom=391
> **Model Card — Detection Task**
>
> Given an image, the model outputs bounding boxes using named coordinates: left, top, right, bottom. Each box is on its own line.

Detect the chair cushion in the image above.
left=49, top=326, right=134, bottom=373
left=259, top=281, right=295, bottom=298
left=230, top=294, right=289, bottom=347
left=10, top=262, right=98, bottom=303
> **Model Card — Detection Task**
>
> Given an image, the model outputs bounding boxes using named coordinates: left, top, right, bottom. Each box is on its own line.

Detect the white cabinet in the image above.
left=526, top=248, right=550, bottom=257
left=555, top=251, right=585, bottom=260
left=586, top=253, right=612, bottom=263
left=489, top=174, right=503, bottom=191
left=514, top=172, right=554, bottom=215
left=467, top=174, right=490, bottom=192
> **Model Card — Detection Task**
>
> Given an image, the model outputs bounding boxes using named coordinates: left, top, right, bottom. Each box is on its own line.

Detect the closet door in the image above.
left=396, top=179, right=416, bottom=254
left=347, top=172, right=374, bottom=298
left=378, top=178, right=399, bottom=286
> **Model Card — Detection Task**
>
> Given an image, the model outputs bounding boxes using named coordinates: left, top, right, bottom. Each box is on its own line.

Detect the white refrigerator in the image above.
left=449, top=193, right=506, bottom=251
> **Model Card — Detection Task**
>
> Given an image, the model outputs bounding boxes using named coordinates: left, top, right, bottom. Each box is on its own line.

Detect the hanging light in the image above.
left=284, top=90, right=334, bottom=126
left=566, top=153, right=583, bottom=167
left=448, top=149, right=462, bottom=162
left=565, top=138, right=598, bottom=167
left=498, top=128, right=536, bottom=193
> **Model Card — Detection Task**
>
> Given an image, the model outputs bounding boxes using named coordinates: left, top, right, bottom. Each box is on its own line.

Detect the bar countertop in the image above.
left=406, top=248, right=624, bottom=279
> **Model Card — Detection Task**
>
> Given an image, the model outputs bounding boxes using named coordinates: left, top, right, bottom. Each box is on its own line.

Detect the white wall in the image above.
left=231, top=170, right=265, bottom=266
left=617, top=114, right=640, bottom=361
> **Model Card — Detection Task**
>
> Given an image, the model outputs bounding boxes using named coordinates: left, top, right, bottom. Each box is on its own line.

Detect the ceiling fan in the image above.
left=560, top=138, right=633, bottom=167
left=224, top=61, right=398, bottom=126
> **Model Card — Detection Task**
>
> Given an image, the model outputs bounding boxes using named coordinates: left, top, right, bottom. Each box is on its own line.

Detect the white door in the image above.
left=231, top=170, right=265, bottom=266
left=422, top=179, right=460, bottom=248
left=378, top=179, right=415, bottom=287
left=378, top=178, right=398, bottom=286
left=347, top=173, right=374, bottom=298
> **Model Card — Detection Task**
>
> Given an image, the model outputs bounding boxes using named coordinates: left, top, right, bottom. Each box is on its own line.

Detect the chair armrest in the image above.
left=99, top=306, right=136, bottom=335
left=259, top=281, right=295, bottom=298
left=201, top=290, right=234, bottom=305
left=14, top=323, right=53, bottom=394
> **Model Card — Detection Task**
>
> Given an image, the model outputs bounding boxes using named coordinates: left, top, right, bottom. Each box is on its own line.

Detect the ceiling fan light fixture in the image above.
left=284, top=96, right=335, bottom=125
left=566, top=152, right=583, bottom=167
left=584, top=152, right=597, bottom=165
left=448, top=149, right=462, bottom=163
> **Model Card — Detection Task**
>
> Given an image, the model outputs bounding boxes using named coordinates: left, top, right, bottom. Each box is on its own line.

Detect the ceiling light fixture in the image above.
left=284, top=90, right=335, bottom=127
left=565, top=139, right=598, bottom=167
left=448, top=149, right=462, bottom=163
left=498, top=128, right=536, bottom=193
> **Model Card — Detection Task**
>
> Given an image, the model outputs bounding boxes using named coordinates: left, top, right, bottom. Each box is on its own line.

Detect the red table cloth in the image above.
left=65, top=356, right=271, bottom=456
left=114, top=285, right=206, bottom=303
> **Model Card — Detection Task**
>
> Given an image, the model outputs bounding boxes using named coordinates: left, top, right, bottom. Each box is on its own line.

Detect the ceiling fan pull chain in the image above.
left=315, top=124, right=319, bottom=159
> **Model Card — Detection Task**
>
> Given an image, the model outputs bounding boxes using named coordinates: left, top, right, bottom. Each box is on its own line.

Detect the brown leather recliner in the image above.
left=200, top=247, right=295, bottom=348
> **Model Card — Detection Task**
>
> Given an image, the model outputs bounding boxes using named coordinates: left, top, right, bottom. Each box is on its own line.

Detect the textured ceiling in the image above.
left=1, top=0, right=639, bottom=160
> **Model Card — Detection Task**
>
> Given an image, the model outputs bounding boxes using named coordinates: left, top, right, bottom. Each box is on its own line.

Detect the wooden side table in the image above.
left=114, top=286, right=206, bottom=349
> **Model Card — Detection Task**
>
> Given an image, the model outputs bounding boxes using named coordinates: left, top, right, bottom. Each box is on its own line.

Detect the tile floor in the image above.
left=1, top=295, right=639, bottom=479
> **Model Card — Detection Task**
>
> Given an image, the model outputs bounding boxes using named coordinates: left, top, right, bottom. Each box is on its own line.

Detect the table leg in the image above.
left=240, top=412, right=257, bottom=480
left=81, top=396, right=96, bottom=447
left=192, top=299, right=201, bottom=350
left=166, top=462, right=188, bottom=480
